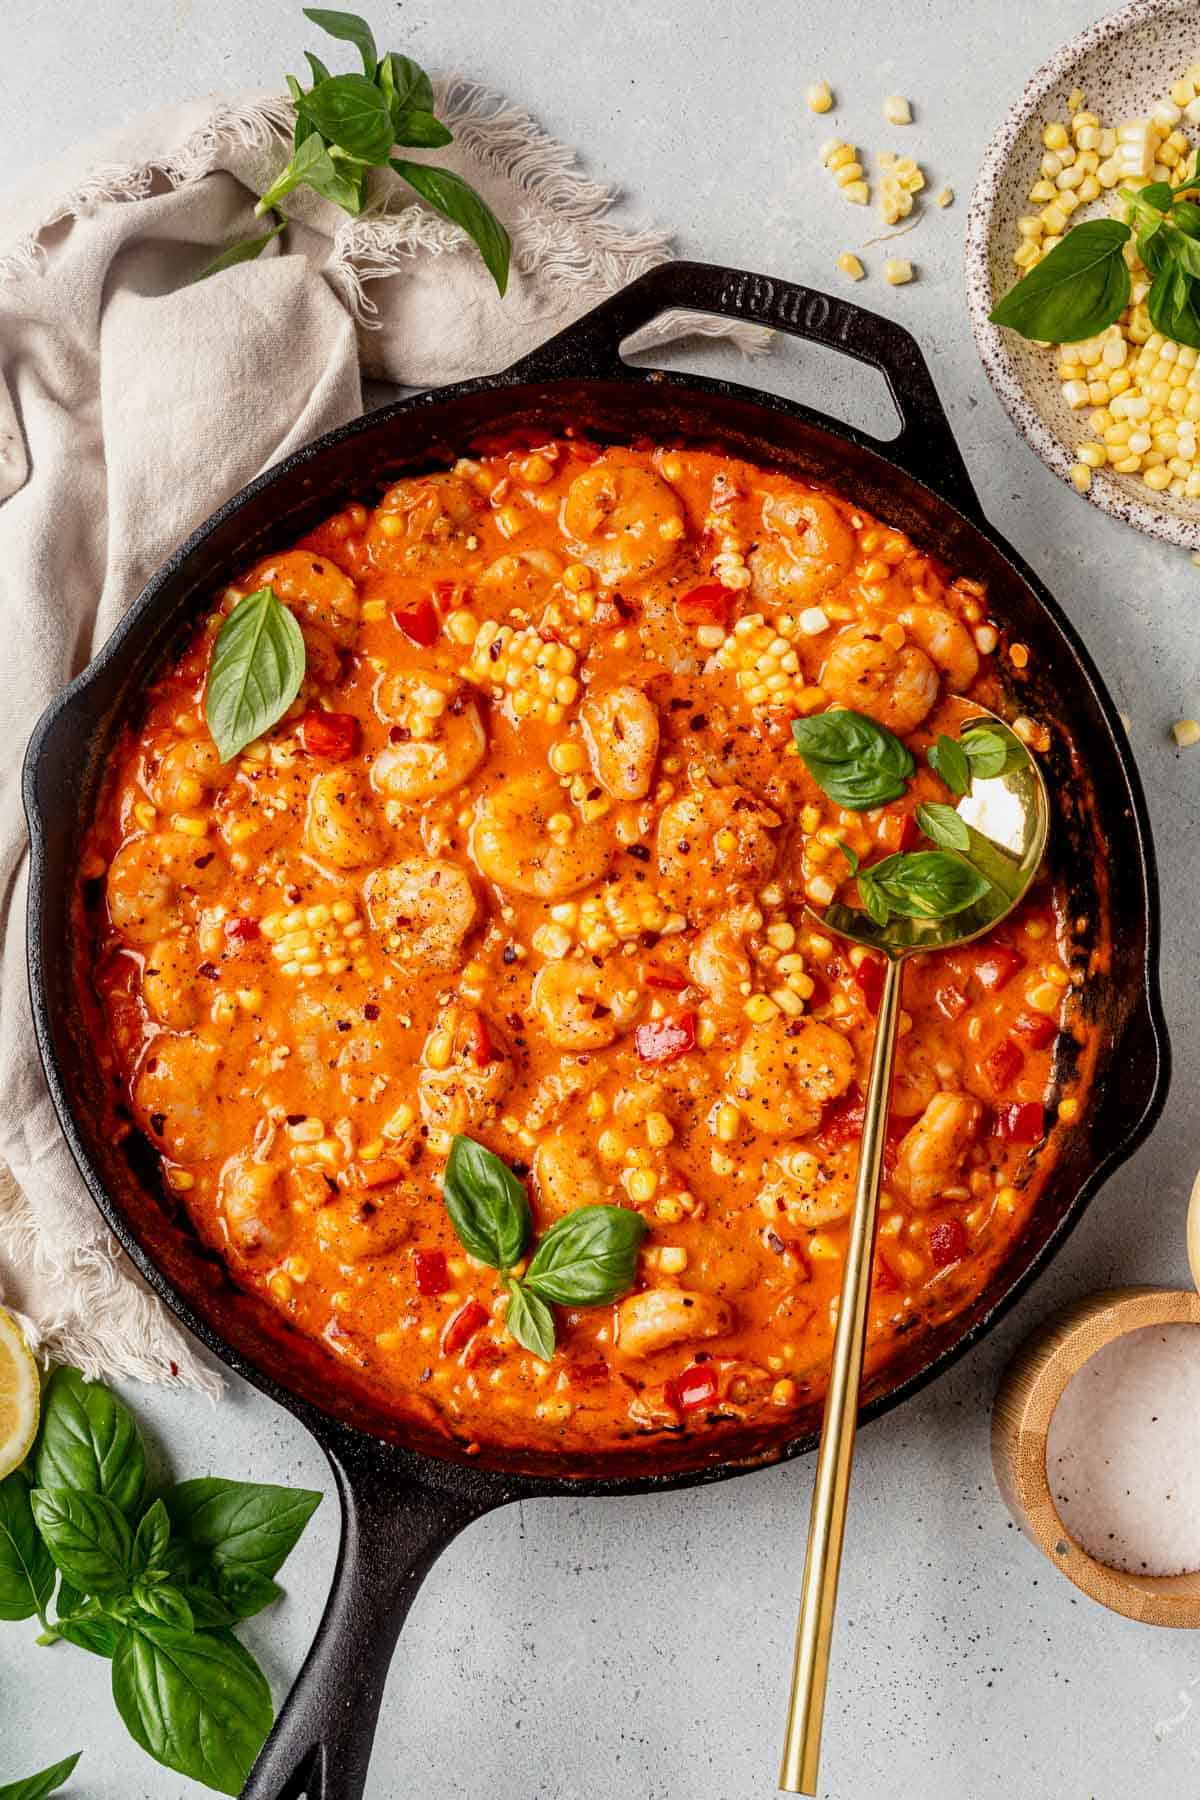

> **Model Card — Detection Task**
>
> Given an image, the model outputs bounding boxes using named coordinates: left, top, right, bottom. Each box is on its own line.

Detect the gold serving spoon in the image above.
left=779, top=705, right=1050, bottom=1795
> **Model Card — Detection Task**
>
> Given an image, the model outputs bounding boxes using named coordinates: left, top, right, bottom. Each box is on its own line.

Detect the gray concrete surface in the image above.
left=3, top=2, right=1200, bottom=1795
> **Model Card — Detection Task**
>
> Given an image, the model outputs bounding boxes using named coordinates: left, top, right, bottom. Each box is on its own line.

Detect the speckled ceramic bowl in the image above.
left=966, top=0, right=1200, bottom=548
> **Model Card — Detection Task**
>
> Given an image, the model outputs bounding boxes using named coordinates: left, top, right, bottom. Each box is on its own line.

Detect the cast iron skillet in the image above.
left=24, top=262, right=1168, bottom=1798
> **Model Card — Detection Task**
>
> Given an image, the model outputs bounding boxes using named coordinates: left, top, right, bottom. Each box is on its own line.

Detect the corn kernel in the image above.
left=656, top=1195, right=684, bottom=1224
left=628, top=1168, right=658, bottom=1202
left=715, top=1102, right=741, bottom=1142
left=1172, top=717, right=1200, bottom=747
left=837, top=252, right=865, bottom=282
left=883, top=94, right=912, bottom=126
left=743, top=994, right=779, bottom=1024
left=807, top=78, right=834, bottom=113
left=1058, top=1097, right=1080, bottom=1123
left=646, top=1111, right=674, bottom=1148
left=936, top=186, right=954, bottom=208
left=425, top=1032, right=453, bottom=1070
left=883, top=258, right=913, bottom=285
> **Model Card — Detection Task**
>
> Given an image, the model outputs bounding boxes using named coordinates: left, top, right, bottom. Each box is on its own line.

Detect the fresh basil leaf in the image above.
left=55, top=1605, right=121, bottom=1659
left=303, top=49, right=334, bottom=87
left=961, top=724, right=1023, bottom=780
left=1138, top=219, right=1168, bottom=275
left=378, top=51, right=434, bottom=118
left=836, top=839, right=860, bottom=875
left=861, top=851, right=994, bottom=921
left=255, top=130, right=331, bottom=215
left=1148, top=251, right=1200, bottom=347
left=391, top=109, right=453, bottom=149
left=205, top=586, right=306, bottom=762
left=302, top=7, right=378, bottom=77
left=523, top=1205, right=648, bottom=1307
left=503, top=1281, right=556, bottom=1360
left=132, top=1579, right=194, bottom=1632
left=192, top=223, right=284, bottom=284
left=0, top=1471, right=55, bottom=1621
left=112, top=1619, right=273, bottom=1795
left=287, top=73, right=319, bottom=150
left=0, top=1752, right=82, bottom=1800
left=306, top=148, right=370, bottom=215
left=30, top=1489, right=133, bottom=1596
left=857, top=871, right=890, bottom=928
left=916, top=801, right=969, bottom=851
left=443, top=1135, right=530, bottom=1269
left=1124, top=180, right=1172, bottom=218
left=163, top=1479, right=321, bottom=1579
left=791, top=708, right=915, bottom=810
left=989, top=219, right=1131, bottom=343
left=35, top=1368, right=145, bottom=1516
left=299, top=74, right=395, bottom=164
left=390, top=159, right=511, bottom=294
left=927, top=733, right=971, bottom=797
left=131, top=1499, right=170, bottom=1576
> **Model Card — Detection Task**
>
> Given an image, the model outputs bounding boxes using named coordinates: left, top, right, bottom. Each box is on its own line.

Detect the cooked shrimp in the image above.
left=758, top=1146, right=854, bottom=1228
left=150, top=739, right=234, bottom=811
left=107, top=832, right=226, bottom=945
left=315, top=1194, right=412, bottom=1262
left=476, top=548, right=562, bottom=606
left=304, top=771, right=382, bottom=870
left=372, top=672, right=487, bottom=802
left=893, top=1092, right=985, bottom=1205
left=581, top=685, right=660, bottom=800
left=534, top=1132, right=613, bottom=1215
left=820, top=623, right=939, bottom=734
left=616, top=1288, right=734, bottom=1359
left=896, top=605, right=979, bottom=691
left=560, top=464, right=684, bottom=583
left=135, top=1034, right=226, bottom=1160
left=245, top=550, right=359, bottom=650
left=418, top=1004, right=512, bottom=1134
left=365, top=858, right=478, bottom=972
left=369, top=473, right=480, bottom=568
left=657, top=783, right=780, bottom=902
left=747, top=490, right=855, bottom=604
left=219, top=1156, right=292, bottom=1258
left=891, top=1035, right=963, bottom=1116
left=531, top=958, right=641, bottom=1050
left=142, top=935, right=203, bottom=1030
left=471, top=774, right=612, bottom=898
left=688, top=922, right=751, bottom=1021
left=730, top=1017, right=854, bottom=1137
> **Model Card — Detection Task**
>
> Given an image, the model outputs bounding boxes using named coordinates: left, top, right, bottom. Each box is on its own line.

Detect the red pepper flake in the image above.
left=644, top=963, right=688, bottom=992
left=675, top=583, right=736, bottom=628
left=929, top=1218, right=968, bottom=1268
left=442, top=1298, right=489, bottom=1356
left=971, top=946, right=1023, bottom=994
left=982, top=1037, right=1024, bottom=1092
left=413, top=1250, right=450, bottom=1296
left=993, top=1101, right=1045, bottom=1144
left=635, top=1012, right=697, bottom=1064
left=298, top=710, right=361, bottom=761
left=934, top=982, right=969, bottom=1021
left=224, top=915, right=261, bottom=946
left=464, top=1011, right=494, bottom=1067
left=873, top=1256, right=900, bottom=1293
left=394, top=596, right=440, bottom=647
left=1012, top=1010, right=1057, bottom=1048
left=665, top=1362, right=719, bottom=1414
left=852, top=954, right=887, bottom=1015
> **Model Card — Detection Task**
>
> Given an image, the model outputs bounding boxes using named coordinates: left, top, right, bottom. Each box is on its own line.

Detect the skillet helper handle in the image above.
left=243, top=1434, right=499, bottom=1800
left=779, top=955, right=904, bottom=1796
left=505, top=260, right=981, bottom=522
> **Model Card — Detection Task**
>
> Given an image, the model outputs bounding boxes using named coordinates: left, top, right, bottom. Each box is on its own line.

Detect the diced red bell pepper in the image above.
left=878, top=810, right=918, bottom=854
left=982, top=1037, right=1024, bottom=1092
left=852, top=954, right=887, bottom=1014
left=413, top=1250, right=450, bottom=1296
left=298, top=711, right=361, bottom=761
left=928, top=1218, right=968, bottom=1268
left=817, top=1092, right=910, bottom=1171
left=431, top=579, right=460, bottom=611
left=644, top=963, right=689, bottom=991
left=873, top=1257, right=900, bottom=1293
left=635, top=1013, right=696, bottom=1064
left=464, top=1335, right=502, bottom=1370
left=993, top=1101, right=1046, bottom=1144
left=934, top=982, right=969, bottom=1021
left=972, top=946, right=1023, bottom=994
left=464, top=1011, right=494, bottom=1067
left=1012, top=1010, right=1057, bottom=1048
left=442, top=1298, right=489, bottom=1356
left=394, top=596, right=440, bottom=647
left=675, top=583, right=736, bottom=628
left=224, top=915, right=261, bottom=946
left=665, top=1362, right=719, bottom=1414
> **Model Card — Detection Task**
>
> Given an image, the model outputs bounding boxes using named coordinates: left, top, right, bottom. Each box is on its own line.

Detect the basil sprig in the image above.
left=839, top=841, right=993, bottom=927
left=1, top=1367, right=320, bottom=1796
left=915, top=800, right=969, bottom=851
left=926, top=722, right=1022, bottom=797
left=204, top=8, right=510, bottom=293
left=442, top=1136, right=648, bottom=1360
left=204, top=586, right=306, bottom=763
left=990, top=164, right=1200, bottom=349
left=791, top=709, right=914, bottom=810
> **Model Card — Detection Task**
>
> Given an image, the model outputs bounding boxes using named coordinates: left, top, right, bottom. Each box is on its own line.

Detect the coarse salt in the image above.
left=1046, top=1325, right=1200, bottom=1575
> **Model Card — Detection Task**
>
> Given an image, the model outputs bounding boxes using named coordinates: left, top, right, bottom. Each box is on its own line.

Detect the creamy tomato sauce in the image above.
left=80, top=441, right=1083, bottom=1454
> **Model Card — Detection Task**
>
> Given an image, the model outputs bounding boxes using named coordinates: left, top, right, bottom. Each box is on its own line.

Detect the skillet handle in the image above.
left=242, top=1429, right=509, bottom=1800
left=505, top=259, right=982, bottom=522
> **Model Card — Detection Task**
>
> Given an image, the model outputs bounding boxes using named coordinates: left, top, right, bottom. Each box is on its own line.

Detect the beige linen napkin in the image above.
left=0, top=82, right=766, bottom=1395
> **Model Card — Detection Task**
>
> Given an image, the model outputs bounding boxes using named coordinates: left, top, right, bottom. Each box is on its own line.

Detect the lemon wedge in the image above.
left=0, top=1305, right=39, bottom=1480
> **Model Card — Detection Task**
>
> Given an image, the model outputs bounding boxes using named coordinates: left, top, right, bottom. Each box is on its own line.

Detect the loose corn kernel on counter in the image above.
left=80, top=442, right=1085, bottom=1454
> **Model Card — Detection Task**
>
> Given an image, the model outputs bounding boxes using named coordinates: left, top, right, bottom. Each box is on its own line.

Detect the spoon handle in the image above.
left=779, top=955, right=904, bottom=1795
